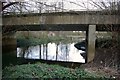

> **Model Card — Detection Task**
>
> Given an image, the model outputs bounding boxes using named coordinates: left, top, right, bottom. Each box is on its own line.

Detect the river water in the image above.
left=17, top=42, right=85, bottom=63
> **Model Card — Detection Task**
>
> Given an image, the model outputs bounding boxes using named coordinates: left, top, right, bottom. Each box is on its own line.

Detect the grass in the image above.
left=2, top=62, right=108, bottom=79
left=17, top=36, right=67, bottom=47
left=17, top=36, right=76, bottom=47
left=17, top=35, right=117, bottom=48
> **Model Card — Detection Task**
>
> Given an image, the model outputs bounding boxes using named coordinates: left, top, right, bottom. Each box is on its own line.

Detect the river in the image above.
left=17, top=42, right=85, bottom=63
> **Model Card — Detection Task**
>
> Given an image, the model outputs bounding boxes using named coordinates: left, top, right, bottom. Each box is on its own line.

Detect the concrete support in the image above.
left=86, top=25, right=96, bottom=63
left=2, top=37, right=17, bottom=68
left=118, top=32, right=120, bottom=72
left=0, top=1, right=2, bottom=80
left=2, top=36, right=17, bottom=54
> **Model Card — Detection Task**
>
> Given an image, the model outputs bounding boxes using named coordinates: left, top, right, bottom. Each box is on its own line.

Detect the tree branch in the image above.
left=2, top=2, right=19, bottom=11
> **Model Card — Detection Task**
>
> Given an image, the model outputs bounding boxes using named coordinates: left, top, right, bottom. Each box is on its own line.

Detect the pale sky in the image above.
left=3, top=0, right=120, bottom=13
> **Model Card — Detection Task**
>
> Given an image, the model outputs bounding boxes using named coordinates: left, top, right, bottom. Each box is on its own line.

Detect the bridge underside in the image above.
left=2, top=24, right=120, bottom=33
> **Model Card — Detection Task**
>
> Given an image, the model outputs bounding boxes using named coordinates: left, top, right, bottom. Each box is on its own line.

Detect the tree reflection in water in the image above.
left=17, top=42, right=85, bottom=63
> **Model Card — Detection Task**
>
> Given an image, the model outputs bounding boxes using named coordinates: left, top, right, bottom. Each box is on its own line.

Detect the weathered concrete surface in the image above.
left=118, top=32, right=120, bottom=71
left=86, top=25, right=96, bottom=62
left=2, top=37, right=16, bottom=46
left=2, top=24, right=120, bottom=34
left=3, top=11, right=120, bottom=25
left=2, top=33, right=17, bottom=53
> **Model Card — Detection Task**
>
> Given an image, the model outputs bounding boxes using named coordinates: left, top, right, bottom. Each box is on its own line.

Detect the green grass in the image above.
left=2, top=62, right=108, bottom=79
left=17, top=36, right=74, bottom=47
left=17, top=36, right=66, bottom=47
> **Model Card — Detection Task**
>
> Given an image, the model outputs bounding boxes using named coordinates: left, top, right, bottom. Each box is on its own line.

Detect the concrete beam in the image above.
left=86, top=25, right=96, bottom=63
left=3, top=11, right=120, bottom=25
left=118, top=32, right=120, bottom=71
left=2, top=24, right=120, bottom=35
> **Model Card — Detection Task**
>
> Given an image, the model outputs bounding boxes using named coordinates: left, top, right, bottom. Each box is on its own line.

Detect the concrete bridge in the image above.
left=2, top=11, right=120, bottom=63
left=3, top=11, right=120, bottom=32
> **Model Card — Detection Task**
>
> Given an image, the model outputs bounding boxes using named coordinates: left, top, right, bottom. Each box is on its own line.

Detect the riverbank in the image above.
left=17, top=36, right=73, bottom=47
left=17, top=36, right=115, bottom=48
left=2, top=62, right=108, bottom=79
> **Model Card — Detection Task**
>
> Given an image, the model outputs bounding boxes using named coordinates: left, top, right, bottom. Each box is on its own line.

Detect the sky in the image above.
left=2, top=0, right=120, bottom=13
left=3, top=0, right=119, bottom=2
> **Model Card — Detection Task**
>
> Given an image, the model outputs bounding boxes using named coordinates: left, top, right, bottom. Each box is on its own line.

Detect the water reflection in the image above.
left=17, top=43, right=85, bottom=63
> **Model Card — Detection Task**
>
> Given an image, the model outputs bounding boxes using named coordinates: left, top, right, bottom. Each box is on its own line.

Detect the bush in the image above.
left=2, top=62, right=107, bottom=79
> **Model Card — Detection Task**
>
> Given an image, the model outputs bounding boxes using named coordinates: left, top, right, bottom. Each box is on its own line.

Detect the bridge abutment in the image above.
left=2, top=35, right=16, bottom=54
left=2, top=36, right=17, bottom=67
